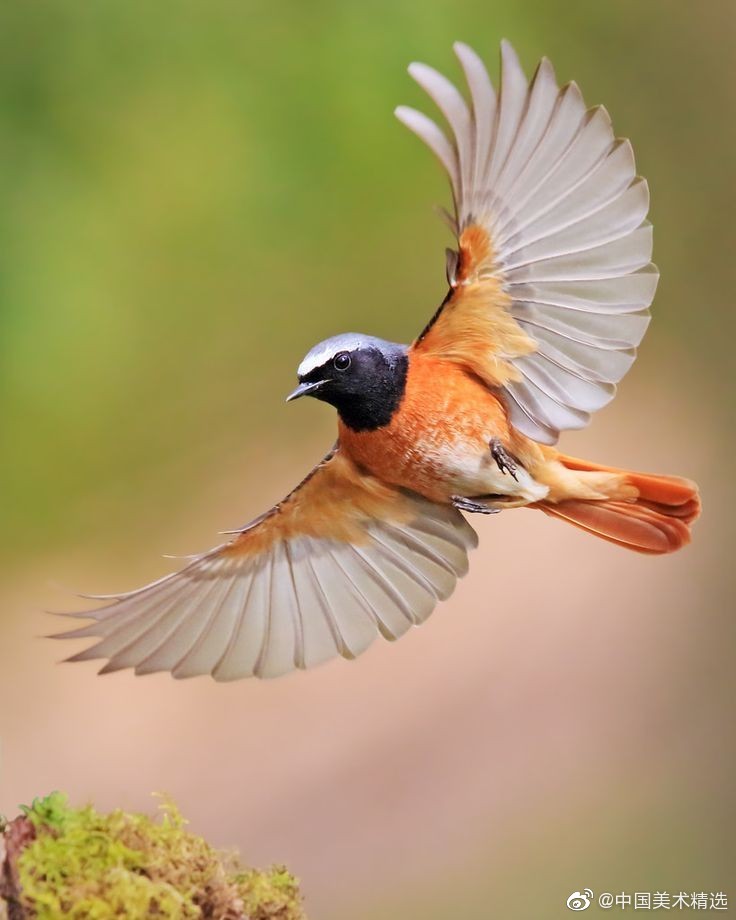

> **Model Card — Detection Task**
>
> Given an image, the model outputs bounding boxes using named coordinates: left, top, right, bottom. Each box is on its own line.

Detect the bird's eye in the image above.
left=333, top=352, right=351, bottom=371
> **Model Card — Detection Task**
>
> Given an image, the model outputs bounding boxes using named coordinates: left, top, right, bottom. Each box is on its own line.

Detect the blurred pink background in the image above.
left=0, top=2, right=733, bottom=917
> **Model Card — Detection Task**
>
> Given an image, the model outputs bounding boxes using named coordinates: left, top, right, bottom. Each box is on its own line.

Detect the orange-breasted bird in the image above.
left=56, top=41, right=700, bottom=680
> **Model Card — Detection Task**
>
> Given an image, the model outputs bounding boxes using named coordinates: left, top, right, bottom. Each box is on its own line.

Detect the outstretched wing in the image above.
left=397, top=40, right=657, bottom=444
left=54, top=450, right=477, bottom=680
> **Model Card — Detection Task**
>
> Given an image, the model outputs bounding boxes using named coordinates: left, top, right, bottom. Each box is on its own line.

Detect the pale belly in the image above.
left=435, top=439, right=544, bottom=496
left=340, top=413, right=549, bottom=505
left=396, top=427, right=549, bottom=504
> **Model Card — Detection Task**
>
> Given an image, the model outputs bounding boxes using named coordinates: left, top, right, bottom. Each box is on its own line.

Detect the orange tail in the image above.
left=538, top=454, right=701, bottom=555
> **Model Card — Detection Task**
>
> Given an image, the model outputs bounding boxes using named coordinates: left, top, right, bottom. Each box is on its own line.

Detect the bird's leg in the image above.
left=451, top=495, right=502, bottom=515
left=489, top=437, right=518, bottom=480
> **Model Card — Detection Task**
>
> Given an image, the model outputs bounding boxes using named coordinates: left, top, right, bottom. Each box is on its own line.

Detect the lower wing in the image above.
left=54, top=449, right=477, bottom=680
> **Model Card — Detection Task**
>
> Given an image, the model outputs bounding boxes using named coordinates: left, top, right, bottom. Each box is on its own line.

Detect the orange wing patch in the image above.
left=412, top=224, right=536, bottom=389
left=223, top=450, right=414, bottom=555
left=455, top=224, right=493, bottom=283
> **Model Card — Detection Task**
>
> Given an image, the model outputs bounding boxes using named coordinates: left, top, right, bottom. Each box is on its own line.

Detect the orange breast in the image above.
left=338, top=353, right=512, bottom=502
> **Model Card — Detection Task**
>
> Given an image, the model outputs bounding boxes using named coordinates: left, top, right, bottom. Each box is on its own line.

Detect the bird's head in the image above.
left=287, top=333, right=409, bottom=432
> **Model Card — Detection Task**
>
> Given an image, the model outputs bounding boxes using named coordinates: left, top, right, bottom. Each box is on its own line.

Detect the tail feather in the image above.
left=539, top=454, right=700, bottom=555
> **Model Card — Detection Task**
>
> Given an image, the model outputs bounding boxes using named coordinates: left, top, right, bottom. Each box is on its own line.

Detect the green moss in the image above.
left=234, top=867, right=305, bottom=920
left=5, top=793, right=305, bottom=920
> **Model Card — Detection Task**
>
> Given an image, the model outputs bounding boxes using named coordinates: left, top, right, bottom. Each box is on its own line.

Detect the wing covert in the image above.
left=54, top=450, right=477, bottom=680
left=397, top=40, right=658, bottom=444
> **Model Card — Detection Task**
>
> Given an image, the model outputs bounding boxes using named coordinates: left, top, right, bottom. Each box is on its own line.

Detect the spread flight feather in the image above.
left=56, top=451, right=477, bottom=680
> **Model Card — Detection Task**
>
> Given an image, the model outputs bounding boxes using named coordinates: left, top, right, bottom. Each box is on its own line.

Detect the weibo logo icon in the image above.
left=567, top=889, right=593, bottom=911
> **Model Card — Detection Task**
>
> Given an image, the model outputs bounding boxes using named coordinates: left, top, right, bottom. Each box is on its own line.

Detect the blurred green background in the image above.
left=0, top=1, right=733, bottom=918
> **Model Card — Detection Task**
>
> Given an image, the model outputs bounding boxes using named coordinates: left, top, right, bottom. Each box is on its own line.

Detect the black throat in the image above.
left=334, top=352, right=409, bottom=432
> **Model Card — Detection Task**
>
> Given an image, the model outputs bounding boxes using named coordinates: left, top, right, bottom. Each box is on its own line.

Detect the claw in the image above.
left=451, top=495, right=502, bottom=515
left=490, top=438, right=518, bottom=480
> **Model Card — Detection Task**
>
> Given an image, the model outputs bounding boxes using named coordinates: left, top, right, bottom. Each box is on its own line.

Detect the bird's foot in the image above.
left=490, top=438, right=518, bottom=480
left=451, top=495, right=502, bottom=515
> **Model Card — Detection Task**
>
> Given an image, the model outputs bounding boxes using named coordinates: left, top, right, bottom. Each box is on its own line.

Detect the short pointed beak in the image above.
left=286, top=379, right=325, bottom=402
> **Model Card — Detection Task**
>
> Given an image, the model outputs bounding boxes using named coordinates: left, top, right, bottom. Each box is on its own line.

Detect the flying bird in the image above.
left=56, top=40, right=700, bottom=680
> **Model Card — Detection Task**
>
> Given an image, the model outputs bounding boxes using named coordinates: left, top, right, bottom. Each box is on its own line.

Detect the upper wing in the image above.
left=397, top=40, right=657, bottom=444
left=54, top=450, right=477, bottom=680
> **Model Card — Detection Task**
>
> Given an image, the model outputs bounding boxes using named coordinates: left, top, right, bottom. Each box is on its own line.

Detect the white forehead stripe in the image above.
left=297, top=334, right=376, bottom=377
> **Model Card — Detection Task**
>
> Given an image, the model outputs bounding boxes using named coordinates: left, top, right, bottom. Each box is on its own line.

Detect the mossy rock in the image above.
left=0, top=792, right=306, bottom=919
